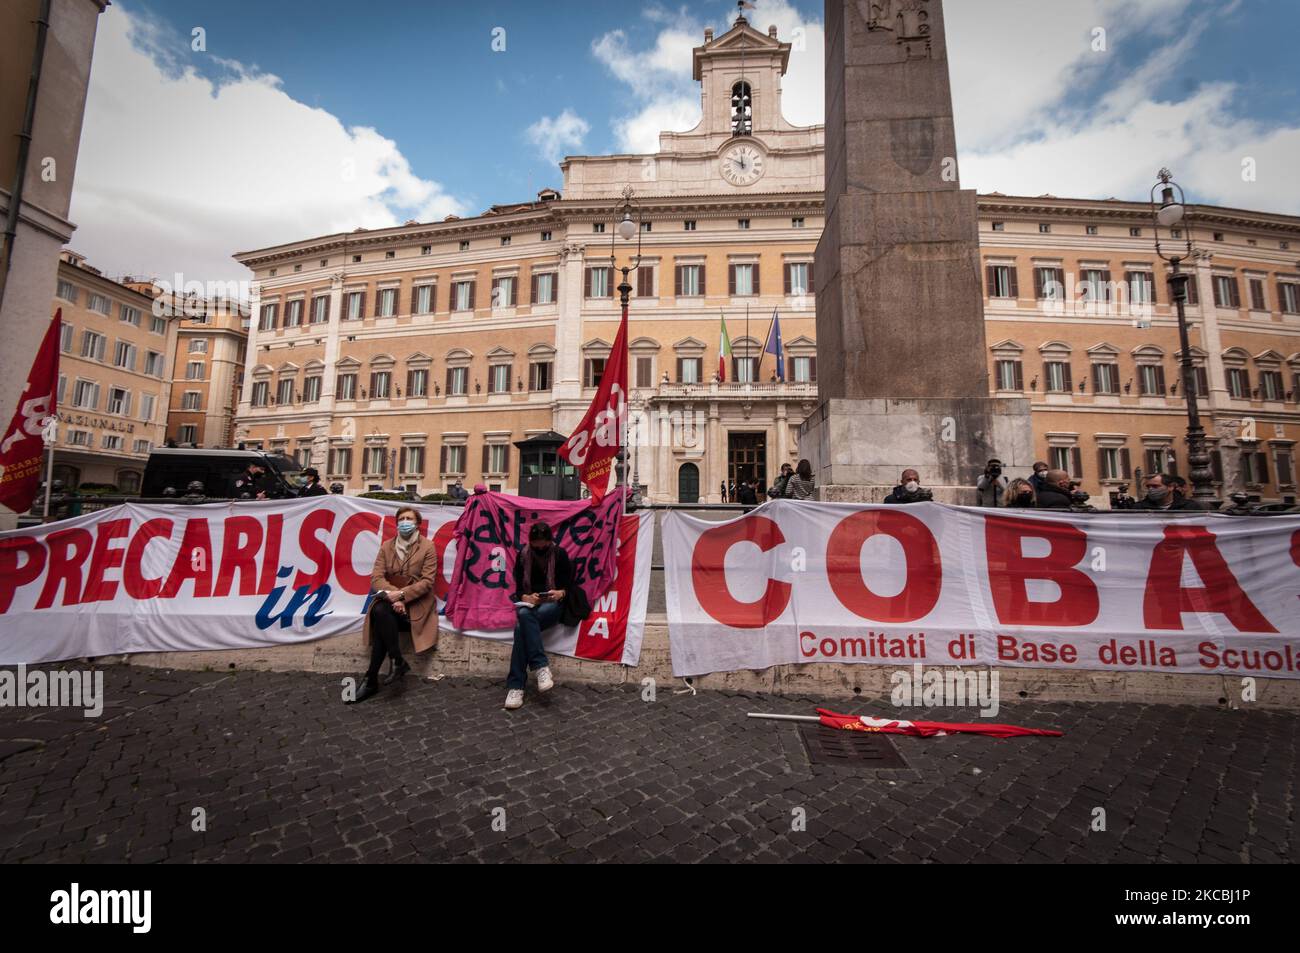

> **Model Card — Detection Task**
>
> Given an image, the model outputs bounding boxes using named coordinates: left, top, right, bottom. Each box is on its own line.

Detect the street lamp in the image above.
left=608, top=185, right=644, bottom=491
left=1149, top=168, right=1217, bottom=505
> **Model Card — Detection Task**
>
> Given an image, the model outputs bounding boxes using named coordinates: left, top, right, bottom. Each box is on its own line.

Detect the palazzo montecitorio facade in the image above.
left=231, top=16, right=1300, bottom=507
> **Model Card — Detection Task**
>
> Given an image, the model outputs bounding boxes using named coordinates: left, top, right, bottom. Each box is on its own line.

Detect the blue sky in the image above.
left=67, top=0, right=1300, bottom=282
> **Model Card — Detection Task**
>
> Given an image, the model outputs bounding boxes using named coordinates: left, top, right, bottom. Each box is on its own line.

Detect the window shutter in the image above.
left=787, top=357, right=794, bottom=380
left=807, top=262, right=814, bottom=291
left=1149, top=274, right=1158, bottom=305
left=482, top=444, right=489, bottom=475
left=527, top=273, right=537, bottom=306
left=468, top=281, right=476, bottom=310
left=809, top=356, right=816, bottom=382
left=1062, top=362, right=1072, bottom=391
left=440, top=445, right=448, bottom=474
left=1033, top=268, right=1044, bottom=299
left=1013, top=361, right=1023, bottom=391
left=1041, top=362, right=1051, bottom=390
left=585, top=268, right=593, bottom=298
left=503, top=446, right=510, bottom=476
left=784, top=264, right=792, bottom=295
left=674, top=266, right=682, bottom=297
left=676, top=357, right=683, bottom=381
left=1212, top=279, right=1223, bottom=307
left=1230, top=278, right=1241, bottom=308
left=1007, top=266, right=1018, bottom=298
left=1100, top=270, right=1112, bottom=301
left=1092, top=363, right=1102, bottom=392
left=728, top=265, right=736, bottom=297
left=638, top=266, right=652, bottom=297
left=699, top=266, right=706, bottom=297
left=1256, top=451, right=1269, bottom=484
left=1155, top=365, right=1166, bottom=394
left=1276, top=451, right=1292, bottom=486
left=445, top=368, right=453, bottom=393
left=1195, top=366, right=1208, bottom=397
left=753, top=264, right=760, bottom=296
left=985, top=265, right=996, bottom=296
left=1071, top=446, right=1083, bottom=479
left=1120, top=447, right=1131, bottom=479
left=1096, top=448, right=1106, bottom=480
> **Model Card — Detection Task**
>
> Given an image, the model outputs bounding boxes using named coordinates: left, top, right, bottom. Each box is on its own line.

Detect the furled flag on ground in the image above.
left=764, top=308, right=784, bottom=381
left=559, top=304, right=628, bottom=503
left=816, top=708, right=1063, bottom=739
left=718, top=312, right=731, bottom=382
left=0, top=309, right=61, bottom=514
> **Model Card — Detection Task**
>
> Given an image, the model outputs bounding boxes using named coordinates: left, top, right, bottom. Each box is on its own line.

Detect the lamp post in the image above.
left=609, top=185, right=644, bottom=493
left=1149, top=168, right=1217, bottom=505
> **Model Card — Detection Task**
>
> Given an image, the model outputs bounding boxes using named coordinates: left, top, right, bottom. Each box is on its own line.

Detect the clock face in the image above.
left=720, top=144, right=765, bottom=186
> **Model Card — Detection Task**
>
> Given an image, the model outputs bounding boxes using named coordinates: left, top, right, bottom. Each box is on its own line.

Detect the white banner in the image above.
left=0, top=498, right=652, bottom=666
left=663, top=500, right=1300, bottom=679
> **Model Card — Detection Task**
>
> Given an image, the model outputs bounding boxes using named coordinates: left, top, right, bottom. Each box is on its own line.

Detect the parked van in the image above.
left=141, top=448, right=304, bottom=499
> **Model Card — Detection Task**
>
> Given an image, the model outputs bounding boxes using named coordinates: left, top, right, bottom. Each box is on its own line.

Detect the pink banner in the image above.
left=442, top=489, right=624, bottom=633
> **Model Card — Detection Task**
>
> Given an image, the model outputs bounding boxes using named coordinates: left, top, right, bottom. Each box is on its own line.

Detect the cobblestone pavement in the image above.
left=0, top=664, right=1296, bottom=863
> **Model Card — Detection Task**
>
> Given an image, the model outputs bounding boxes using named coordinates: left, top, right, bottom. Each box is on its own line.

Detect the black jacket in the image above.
left=1035, top=484, right=1075, bottom=509
left=884, top=485, right=932, bottom=504
left=299, top=480, right=328, bottom=497
left=510, top=544, right=575, bottom=602
left=738, top=484, right=758, bottom=505
left=1138, top=495, right=1204, bottom=511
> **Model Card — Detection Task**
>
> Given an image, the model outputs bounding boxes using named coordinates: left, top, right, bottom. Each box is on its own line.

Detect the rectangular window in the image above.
left=311, top=295, right=329, bottom=323
left=1138, top=364, right=1166, bottom=396
left=785, top=262, right=811, bottom=296
left=134, top=439, right=152, bottom=454
left=250, top=381, right=269, bottom=407
left=488, top=443, right=509, bottom=474
left=443, top=444, right=466, bottom=474
left=119, top=304, right=141, bottom=326
left=284, top=299, right=304, bottom=326
left=792, top=217, right=805, bottom=228
left=995, top=359, right=1023, bottom=391
left=586, top=267, right=612, bottom=298
left=102, top=434, right=124, bottom=451
left=533, top=272, right=556, bottom=305
left=636, top=265, right=654, bottom=298
left=345, top=291, right=364, bottom=320
left=675, top=264, right=703, bottom=297
left=1249, top=278, right=1267, bottom=311
left=584, top=357, right=606, bottom=388
left=986, top=264, right=1018, bottom=299
left=60, top=322, right=74, bottom=353
left=189, top=338, right=208, bottom=353
left=151, top=315, right=167, bottom=334
left=792, top=356, right=816, bottom=383
left=1034, top=267, right=1065, bottom=301
left=1080, top=268, right=1112, bottom=303
left=1242, top=451, right=1269, bottom=486
left=67, top=429, right=91, bottom=446
left=489, top=364, right=511, bottom=393
left=1275, top=449, right=1295, bottom=486
left=107, top=387, right=130, bottom=415
left=1126, top=271, right=1156, bottom=305
left=1044, top=360, right=1072, bottom=393
left=303, top=375, right=322, bottom=402
left=636, top=356, right=653, bottom=388
left=56, top=280, right=78, bottom=302
left=330, top=447, right=352, bottom=476
left=185, top=360, right=204, bottom=380
left=1260, top=369, right=1284, bottom=401
left=492, top=276, right=515, bottom=308
left=144, top=351, right=164, bottom=376
left=737, top=219, right=750, bottom=230
left=113, top=341, right=137, bottom=370
left=1098, top=446, right=1130, bottom=481
left=365, top=447, right=388, bottom=475
left=406, top=368, right=428, bottom=397
left=730, top=263, right=757, bottom=296
left=447, top=366, right=468, bottom=395
left=178, top=424, right=198, bottom=445
left=139, top=393, right=155, bottom=421
left=529, top=361, right=552, bottom=391
left=1091, top=363, right=1119, bottom=394
left=1226, top=367, right=1250, bottom=399
left=258, top=303, right=278, bottom=331
left=1195, top=365, right=1209, bottom=398
left=87, top=293, right=111, bottom=315
left=684, top=220, right=697, bottom=231
left=336, top=373, right=357, bottom=400
left=413, top=285, right=434, bottom=315
left=1279, top=282, right=1300, bottom=314
left=369, top=371, right=391, bottom=399
left=277, top=378, right=295, bottom=405
left=452, top=281, right=474, bottom=311
left=400, top=445, right=426, bottom=475
left=677, top=357, right=702, bottom=384
left=733, top=356, right=758, bottom=383
left=81, top=330, right=106, bottom=361
left=182, top=391, right=201, bottom=411
left=1213, top=274, right=1241, bottom=308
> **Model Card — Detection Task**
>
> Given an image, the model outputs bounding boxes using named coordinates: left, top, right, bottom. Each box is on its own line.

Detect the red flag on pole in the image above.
left=0, top=309, right=61, bottom=514
left=816, top=708, right=1063, bottom=739
left=560, top=306, right=628, bottom=503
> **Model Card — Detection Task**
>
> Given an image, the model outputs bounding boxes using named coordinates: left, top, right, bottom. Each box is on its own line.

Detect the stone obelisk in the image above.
left=800, top=0, right=1032, bottom=501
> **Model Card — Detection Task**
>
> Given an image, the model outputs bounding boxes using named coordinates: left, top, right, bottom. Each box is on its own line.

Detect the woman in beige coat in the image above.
left=347, top=505, right=439, bottom=704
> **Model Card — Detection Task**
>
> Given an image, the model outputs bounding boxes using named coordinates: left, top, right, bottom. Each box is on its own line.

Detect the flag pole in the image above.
left=757, top=308, right=776, bottom=381
left=744, top=303, right=750, bottom=381
left=41, top=418, right=55, bottom=521
left=747, top=713, right=820, bottom=722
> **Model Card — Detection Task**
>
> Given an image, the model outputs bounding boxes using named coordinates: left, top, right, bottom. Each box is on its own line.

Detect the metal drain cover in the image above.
left=798, top=723, right=909, bottom=769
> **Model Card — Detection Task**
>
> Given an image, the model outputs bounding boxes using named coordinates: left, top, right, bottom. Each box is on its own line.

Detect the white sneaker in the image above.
left=504, top=689, right=524, bottom=710
left=536, top=667, right=555, bottom=693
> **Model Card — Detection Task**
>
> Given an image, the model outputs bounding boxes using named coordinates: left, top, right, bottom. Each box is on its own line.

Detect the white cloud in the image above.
left=525, top=109, right=591, bottom=164
left=67, top=3, right=468, bottom=284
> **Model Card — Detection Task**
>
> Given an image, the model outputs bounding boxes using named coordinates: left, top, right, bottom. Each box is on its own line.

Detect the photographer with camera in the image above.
left=1138, top=473, right=1204, bottom=511
left=884, top=469, right=934, bottom=504
left=975, top=458, right=1009, bottom=507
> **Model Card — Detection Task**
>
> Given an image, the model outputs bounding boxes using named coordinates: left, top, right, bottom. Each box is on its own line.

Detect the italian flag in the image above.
left=718, top=313, right=731, bottom=382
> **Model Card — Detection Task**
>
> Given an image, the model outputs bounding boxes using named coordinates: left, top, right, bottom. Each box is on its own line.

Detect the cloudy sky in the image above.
left=67, top=0, right=1300, bottom=285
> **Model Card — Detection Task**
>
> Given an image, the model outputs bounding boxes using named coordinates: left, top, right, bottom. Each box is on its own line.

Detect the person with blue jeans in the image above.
left=505, top=521, right=573, bottom=710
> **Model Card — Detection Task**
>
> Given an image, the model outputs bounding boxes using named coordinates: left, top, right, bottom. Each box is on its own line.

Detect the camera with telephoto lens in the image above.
left=1110, top=483, right=1137, bottom=510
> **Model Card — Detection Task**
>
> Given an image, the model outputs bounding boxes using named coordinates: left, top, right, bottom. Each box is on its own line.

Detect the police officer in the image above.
left=298, top=466, right=328, bottom=496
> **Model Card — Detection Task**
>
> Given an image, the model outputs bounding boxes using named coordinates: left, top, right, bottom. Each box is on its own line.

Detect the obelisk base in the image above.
left=798, top=397, right=1034, bottom=504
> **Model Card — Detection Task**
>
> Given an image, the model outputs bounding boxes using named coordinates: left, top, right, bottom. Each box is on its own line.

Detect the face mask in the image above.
left=1017, top=492, right=1034, bottom=504
left=1146, top=487, right=1169, bottom=502
left=397, top=519, right=417, bottom=536
left=904, top=481, right=920, bottom=493
left=1034, top=470, right=1046, bottom=478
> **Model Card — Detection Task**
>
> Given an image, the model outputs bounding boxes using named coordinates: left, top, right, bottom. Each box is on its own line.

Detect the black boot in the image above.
left=347, top=676, right=380, bottom=704
left=383, top=659, right=411, bottom=685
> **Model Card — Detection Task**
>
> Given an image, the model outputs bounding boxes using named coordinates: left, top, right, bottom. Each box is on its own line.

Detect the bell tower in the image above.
left=691, top=14, right=792, bottom=143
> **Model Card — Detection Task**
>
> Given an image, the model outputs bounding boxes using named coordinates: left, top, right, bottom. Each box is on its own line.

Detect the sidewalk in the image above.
left=0, top=664, right=1295, bottom=863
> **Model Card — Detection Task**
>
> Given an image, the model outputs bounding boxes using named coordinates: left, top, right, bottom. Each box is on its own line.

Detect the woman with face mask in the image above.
left=347, top=506, right=439, bottom=705
left=504, top=521, right=575, bottom=710
left=1004, top=477, right=1037, bottom=508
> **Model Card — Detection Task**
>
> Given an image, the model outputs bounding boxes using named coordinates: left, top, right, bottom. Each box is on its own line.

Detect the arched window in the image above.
left=678, top=462, right=700, bottom=504
left=731, top=81, right=752, bottom=136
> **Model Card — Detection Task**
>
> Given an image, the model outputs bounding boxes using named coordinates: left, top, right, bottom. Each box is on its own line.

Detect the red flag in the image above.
left=816, top=708, right=1062, bottom=739
left=0, top=310, right=61, bottom=513
left=560, top=307, right=628, bottom=502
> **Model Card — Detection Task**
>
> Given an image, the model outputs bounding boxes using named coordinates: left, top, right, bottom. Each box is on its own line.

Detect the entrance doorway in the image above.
left=677, top=462, right=699, bottom=503
left=727, top=431, right=767, bottom=494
